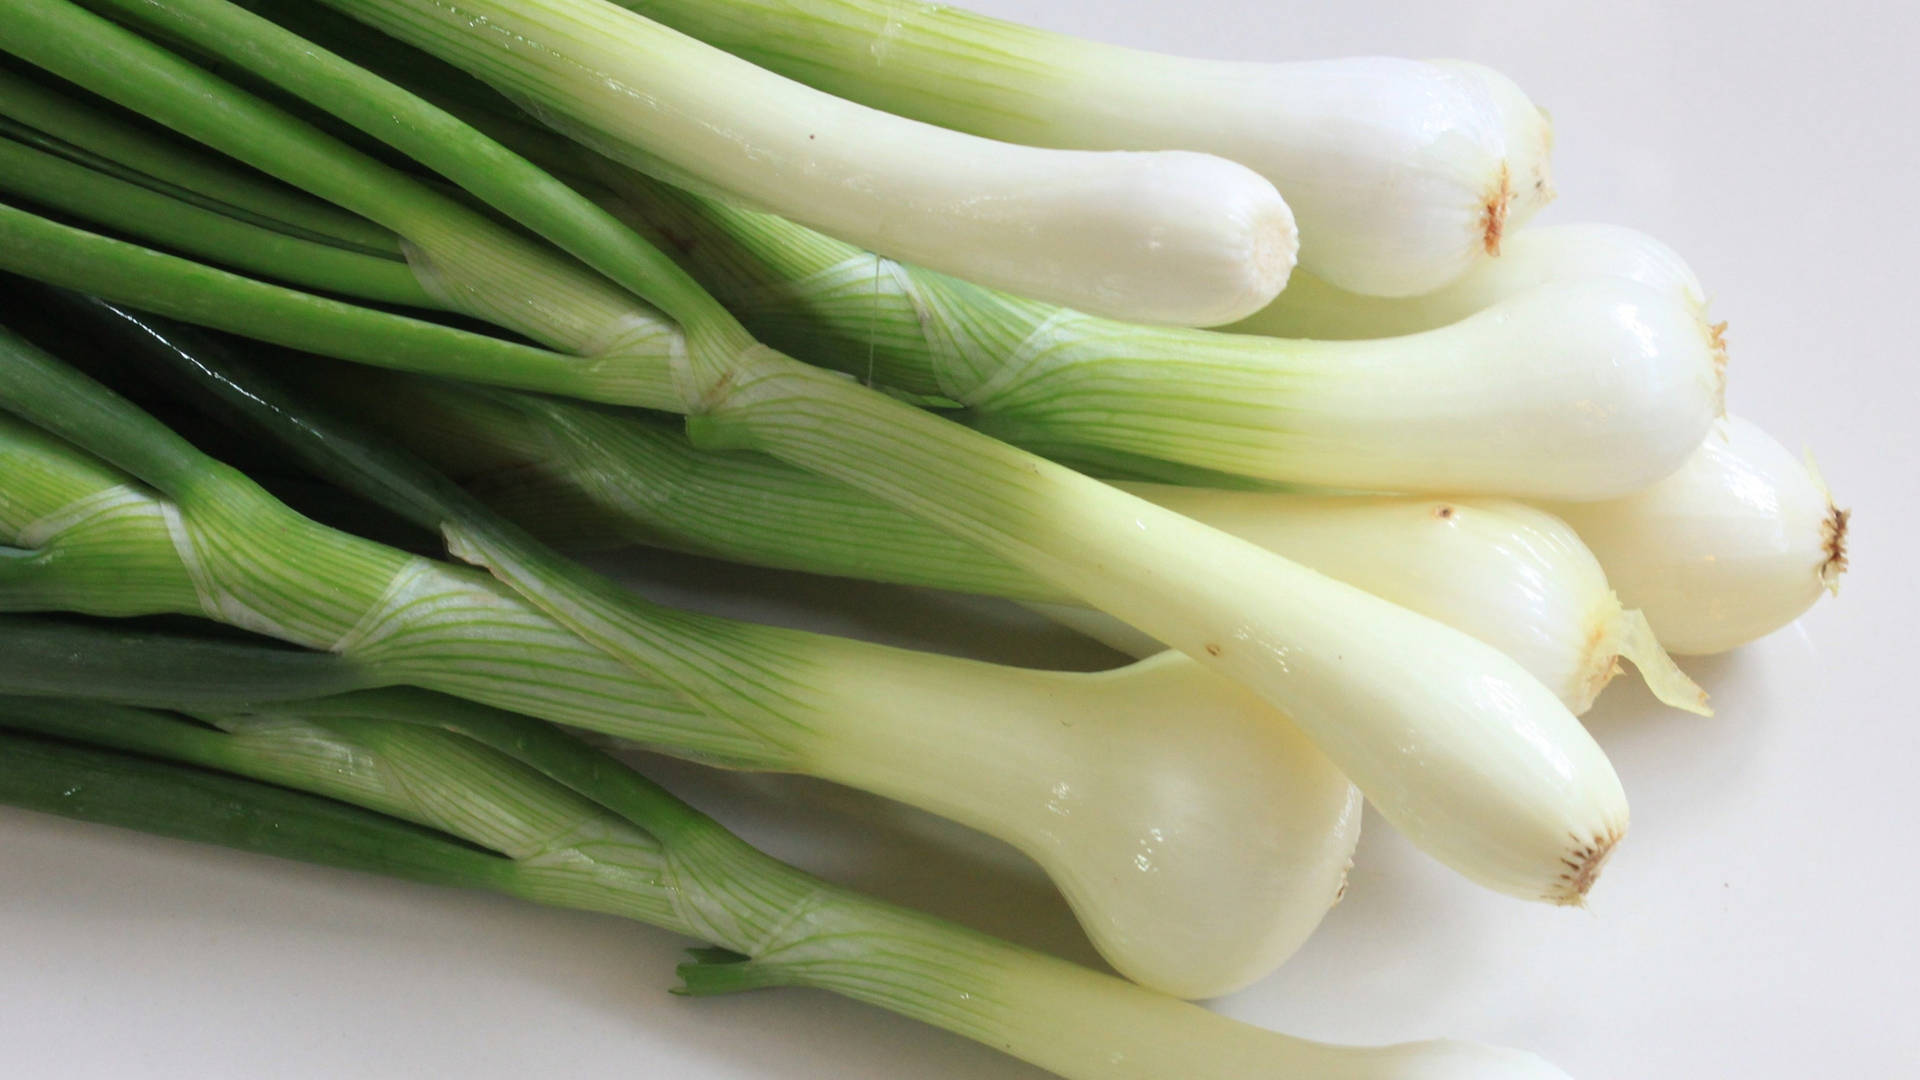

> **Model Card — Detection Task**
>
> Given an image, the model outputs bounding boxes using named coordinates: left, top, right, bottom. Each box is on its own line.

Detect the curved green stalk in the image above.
left=0, top=689, right=685, bottom=924
left=0, top=65, right=401, bottom=255
left=0, top=134, right=434, bottom=306
left=318, top=367, right=1062, bottom=600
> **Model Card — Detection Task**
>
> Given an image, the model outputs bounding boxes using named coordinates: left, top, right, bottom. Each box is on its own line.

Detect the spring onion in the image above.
left=271, top=0, right=1302, bottom=326
left=0, top=684, right=1575, bottom=1080
left=1540, top=415, right=1847, bottom=655
left=0, top=332, right=1368, bottom=998
left=0, top=1, right=1632, bottom=908
left=594, top=0, right=1548, bottom=297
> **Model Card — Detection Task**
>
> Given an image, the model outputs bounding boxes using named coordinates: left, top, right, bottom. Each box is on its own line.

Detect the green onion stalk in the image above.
left=0, top=63, right=400, bottom=255
left=0, top=0, right=1631, bottom=912
left=0, top=327, right=1369, bottom=999
left=0, top=2, right=689, bottom=408
left=0, top=669, right=1576, bottom=1080
left=0, top=128, right=435, bottom=307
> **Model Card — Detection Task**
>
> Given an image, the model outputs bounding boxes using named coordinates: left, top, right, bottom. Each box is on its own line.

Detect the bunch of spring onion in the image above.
left=0, top=0, right=1846, bottom=1076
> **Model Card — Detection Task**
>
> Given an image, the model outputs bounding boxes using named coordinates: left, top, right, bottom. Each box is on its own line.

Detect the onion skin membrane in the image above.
left=1541, top=415, right=1848, bottom=655
left=1039, top=491, right=1709, bottom=717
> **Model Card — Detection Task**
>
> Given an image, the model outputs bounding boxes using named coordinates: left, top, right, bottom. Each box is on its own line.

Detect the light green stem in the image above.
left=0, top=133, right=434, bottom=306
left=0, top=205, right=676, bottom=407
left=87, top=0, right=753, bottom=355
left=0, top=0, right=687, bottom=374
left=0, top=64, right=401, bottom=255
left=0, top=406, right=753, bottom=763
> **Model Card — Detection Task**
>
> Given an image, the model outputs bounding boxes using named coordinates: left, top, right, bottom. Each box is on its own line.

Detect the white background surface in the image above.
left=4, top=0, right=1917, bottom=1076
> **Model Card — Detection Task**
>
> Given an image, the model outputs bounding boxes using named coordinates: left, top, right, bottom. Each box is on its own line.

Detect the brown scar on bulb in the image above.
left=1482, top=163, right=1513, bottom=256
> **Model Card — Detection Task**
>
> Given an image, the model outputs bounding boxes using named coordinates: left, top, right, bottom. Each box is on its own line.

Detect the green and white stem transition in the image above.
left=300, top=0, right=1298, bottom=326
left=578, top=169, right=1721, bottom=499
left=0, top=1, right=1631, bottom=912
left=7, top=64, right=1691, bottom=501
left=598, top=0, right=1552, bottom=296
left=1540, top=415, right=1848, bottom=655
left=0, top=686, right=1576, bottom=1080
left=318, top=365, right=1705, bottom=717
left=0, top=335, right=1360, bottom=1000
